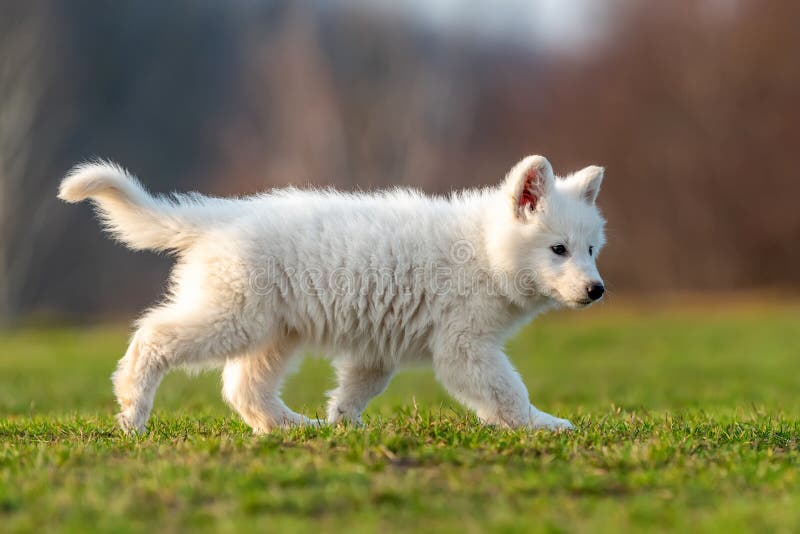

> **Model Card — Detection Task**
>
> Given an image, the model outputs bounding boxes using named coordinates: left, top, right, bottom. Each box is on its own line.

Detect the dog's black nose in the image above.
left=587, top=283, right=605, bottom=301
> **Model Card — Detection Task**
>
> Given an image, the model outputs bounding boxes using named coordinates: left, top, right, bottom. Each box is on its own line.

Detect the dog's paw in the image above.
left=250, top=413, right=323, bottom=435
left=326, top=406, right=364, bottom=427
left=328, top=417, right=365, bottom=429
left=116, top=410, right=147, bottom=435
left=530, top=411, right=575, bottom=431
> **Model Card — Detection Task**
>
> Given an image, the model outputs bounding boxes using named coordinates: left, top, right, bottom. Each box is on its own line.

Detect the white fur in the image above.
left=58, top=155, right=606, bottom=434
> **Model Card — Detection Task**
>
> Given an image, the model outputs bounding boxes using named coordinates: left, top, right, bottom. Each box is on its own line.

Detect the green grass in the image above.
left=1, top=302, right=799, bottom=532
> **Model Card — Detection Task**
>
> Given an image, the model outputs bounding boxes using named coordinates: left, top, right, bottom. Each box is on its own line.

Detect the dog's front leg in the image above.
left=326, top=359, right=394, bottom=424
left=432, top=334, right=573, bottom=430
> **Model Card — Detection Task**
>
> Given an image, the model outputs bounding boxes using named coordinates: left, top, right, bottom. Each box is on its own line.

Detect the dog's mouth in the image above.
left=547, top=289, right=595, bottom=309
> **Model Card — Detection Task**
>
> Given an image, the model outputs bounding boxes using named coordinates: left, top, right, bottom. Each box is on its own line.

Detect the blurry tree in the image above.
left=0, top=1, right=67, bottom=323
left=218, top=2, right=348, bottom=192
left=218, top=2, right=478, bottom=192
left=534, top=0, right=800, bottom=291
left=1, top=0, right=798, bottom=319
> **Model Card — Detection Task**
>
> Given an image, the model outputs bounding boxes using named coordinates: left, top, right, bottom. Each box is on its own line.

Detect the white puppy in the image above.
left=58, top=155, right=606, bottom=434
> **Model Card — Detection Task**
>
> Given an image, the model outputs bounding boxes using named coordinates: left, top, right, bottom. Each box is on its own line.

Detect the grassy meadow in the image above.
left=1, top=299, right=799, bottom=532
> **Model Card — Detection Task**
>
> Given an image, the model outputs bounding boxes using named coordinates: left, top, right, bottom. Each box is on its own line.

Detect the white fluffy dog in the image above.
left=58, top=155, right=606, bottom=434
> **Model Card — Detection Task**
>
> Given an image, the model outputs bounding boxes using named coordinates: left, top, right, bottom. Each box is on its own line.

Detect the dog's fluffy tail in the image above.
left=58, top=161, right=200, bottom=253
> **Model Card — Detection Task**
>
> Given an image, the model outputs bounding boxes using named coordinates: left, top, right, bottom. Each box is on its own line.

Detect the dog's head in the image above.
left=487, top=155, right=607, bottom=309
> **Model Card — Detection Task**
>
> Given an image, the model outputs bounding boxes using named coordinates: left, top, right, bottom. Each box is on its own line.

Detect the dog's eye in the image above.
left=550, top=244, right=567, bottom=256
left=589, top=246, right=594, bottom=256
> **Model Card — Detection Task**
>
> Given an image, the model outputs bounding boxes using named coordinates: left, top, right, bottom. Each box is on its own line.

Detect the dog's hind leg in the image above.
left=222, top=342, right=318, bottom=434
left=112, top=305, right=255, bottom=434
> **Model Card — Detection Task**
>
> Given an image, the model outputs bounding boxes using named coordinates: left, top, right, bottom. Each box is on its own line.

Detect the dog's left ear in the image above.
left=570, top=165, right=604, bottom=204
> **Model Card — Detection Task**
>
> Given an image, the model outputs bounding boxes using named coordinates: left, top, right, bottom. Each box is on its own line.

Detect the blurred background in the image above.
left=1, top=0, right=799, bottom=324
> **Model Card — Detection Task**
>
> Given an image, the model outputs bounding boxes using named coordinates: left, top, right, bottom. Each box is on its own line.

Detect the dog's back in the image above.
left=178, top=186, right=502, bottom=363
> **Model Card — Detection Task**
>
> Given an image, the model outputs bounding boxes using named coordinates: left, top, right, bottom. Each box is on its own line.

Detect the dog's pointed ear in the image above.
left=505, top=155, right=554, bottom=219
left=571, top=165, right=604, bottom=204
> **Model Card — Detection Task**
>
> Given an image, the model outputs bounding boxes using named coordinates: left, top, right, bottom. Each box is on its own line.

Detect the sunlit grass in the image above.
left=1, top=301, right=798, bottom=532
